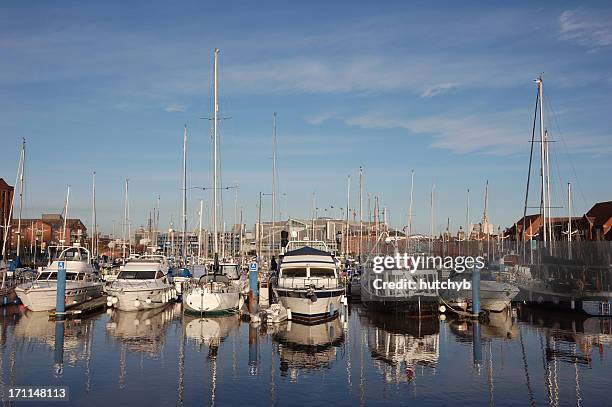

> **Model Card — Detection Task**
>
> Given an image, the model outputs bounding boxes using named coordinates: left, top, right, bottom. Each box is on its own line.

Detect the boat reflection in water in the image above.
left=272, top=318, right=345, bottom=380
left=13, top=309, right=96, bottom=366
left=363, top=311, right=439, bottom=383
left=448, top=309, right=519, bottom=341
left=518, top=306, right=612, bottom=366
left=183, top=313, right=241, bottom=349
left=105, top=303, right=179, bottom=356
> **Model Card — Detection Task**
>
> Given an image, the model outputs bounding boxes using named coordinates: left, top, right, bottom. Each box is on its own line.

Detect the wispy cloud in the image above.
left=421, top=82, right=459, bottom=98
left=304, top=112, right=336, bottom=125
left=559, top=8, right=612, bottom=49
left=343, top=109, right=612, bottom=157
left=343, top=110, right=529, bottom=155
left=165, top=103, right=186, bottom=112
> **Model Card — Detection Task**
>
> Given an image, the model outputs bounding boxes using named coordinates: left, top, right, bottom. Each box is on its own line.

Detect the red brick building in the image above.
left=506, top=201, right=612, bottom=242
left=10, top=214, right=87, bottom=254
left=0, top=178, right=14, bottom=250
left=584, top=201, right=612, bottom=240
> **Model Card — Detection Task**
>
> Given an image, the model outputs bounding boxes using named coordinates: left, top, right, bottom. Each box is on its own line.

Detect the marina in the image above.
left=1, top=2, right=612, bottom=405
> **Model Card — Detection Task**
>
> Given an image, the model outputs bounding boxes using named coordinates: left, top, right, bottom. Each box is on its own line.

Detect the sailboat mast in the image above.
left=62, top=185, right=71, bottom=249
left=182, top=125, right=188, bottom=260
left=567, top=182, right=572, bottom=260
left=233, top=185, right=238, bottom=258
left=408, top=169, right=414, bottom=240
left=213, top=48, right=219, bottom=255
left=346, top=175, right=350, bottom=256
left=545, top=130, right=553, bottom=248
left=429, top=184, right=435, bottom=253
left=272, top=112, right=277, bottom=257
left=359, top=166, right=363, bottom=261
left=198, top=199, right=203, bottom=260
left=91, top=171, right=96, bottom=257
left=16, top=138, right=25, bottom=258
left=537, top=76, right=547, bottom=246
left=2, top=141, right=25, bottom=264
left=122, top=179, right=129, bottom=259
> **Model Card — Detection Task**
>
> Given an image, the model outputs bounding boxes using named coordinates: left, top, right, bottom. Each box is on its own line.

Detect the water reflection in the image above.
left=519, top=307, right=612, bottom=366
left=105, top=303, right=179, bottom=356
left=183, top=313, right=240, bottom=349
left=13, top=308, right=96, bottom=370
left=272, top=319, right=345, bottom=380
left=448, top=310, right=518, bottom=341
left=363, top=312, right=439, bottom=383
left=0, top=302, right=609, bottom=406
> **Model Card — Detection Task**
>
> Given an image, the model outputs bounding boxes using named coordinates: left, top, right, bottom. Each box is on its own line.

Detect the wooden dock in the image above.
left=48, top=296, right=108, bottom=320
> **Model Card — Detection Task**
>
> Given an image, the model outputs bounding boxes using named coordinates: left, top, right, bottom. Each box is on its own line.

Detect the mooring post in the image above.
left=248, top=323, right=259, bottom=375
left=472, top=320, right=483, bottom=367
left=472, top=266, right=481, bottom=317
left=248, top=264, right=259, bottom=315
left=55, top=260, right=66, bottom=318
left=54, top=320, right=65, bottom=372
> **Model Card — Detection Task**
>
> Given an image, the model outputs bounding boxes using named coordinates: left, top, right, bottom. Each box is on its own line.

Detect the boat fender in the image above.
left=146, top=298, right=152, bottom=304
left=134, top=299, right=140, bottom=308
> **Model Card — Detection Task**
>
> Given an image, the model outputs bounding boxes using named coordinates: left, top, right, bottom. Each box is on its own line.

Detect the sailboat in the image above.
left=169, top=125, right=193, bottom=297
left=1, top=139, right=34, bottom=305
left=183, top=48, right=246, bottom=315
left=515, top=76, right=612, bottom=316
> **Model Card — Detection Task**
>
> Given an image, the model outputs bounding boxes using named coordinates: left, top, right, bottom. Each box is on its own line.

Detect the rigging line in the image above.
left=522, top=90, right=539, bottom=242
left=545, top=91, right=589, bottom=211
left=542, top=102, right=568, bottom=219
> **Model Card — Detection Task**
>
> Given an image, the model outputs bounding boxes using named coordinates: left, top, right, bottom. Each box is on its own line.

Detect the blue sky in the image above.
left=1, top=1, right=611, bottom=235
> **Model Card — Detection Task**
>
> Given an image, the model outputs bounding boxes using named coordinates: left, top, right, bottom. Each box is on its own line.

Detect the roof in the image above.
left=10, top=217, right=85, bottom=229
left=586, top=201, right=612, bottom=226
left=283, top=246, right=332, bottom=257
left=0, top=178, right=13, bottom=190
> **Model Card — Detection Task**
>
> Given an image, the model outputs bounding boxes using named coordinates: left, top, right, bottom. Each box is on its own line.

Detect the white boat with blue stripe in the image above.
left=274, top=244, right=345, bottom=323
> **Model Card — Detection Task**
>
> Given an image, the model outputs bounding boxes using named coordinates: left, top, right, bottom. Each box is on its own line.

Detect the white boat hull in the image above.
left=183, top=287, right=241, bottom=314
left=105, top=286, right=174, bottom=312
left=172, top=276, right=190, bottom=296
left=15, top=281, right=104, bottom=312
left=274, top=288, right=344, bottom=322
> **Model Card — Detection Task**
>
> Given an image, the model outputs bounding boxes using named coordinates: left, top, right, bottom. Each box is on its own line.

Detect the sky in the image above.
left=1, top=1, right=612, bottom=236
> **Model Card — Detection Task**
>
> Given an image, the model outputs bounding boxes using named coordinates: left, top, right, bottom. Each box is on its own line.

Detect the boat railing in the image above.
left=108, top=279, right=166, bottom=291
left=277, top=276, right=341, bottom=289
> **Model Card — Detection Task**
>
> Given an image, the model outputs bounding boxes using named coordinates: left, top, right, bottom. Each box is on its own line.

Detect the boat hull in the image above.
left=274, top=287, right=344, bottom=323
left=518, top=283, right=612, bottom=316
left=105, top=286, right=174, bottom=312
left=183, top=288, right=241, bottom=314
left=15, top=281, right=104, bottom=312
left=442, top=281, right=520, bottom=313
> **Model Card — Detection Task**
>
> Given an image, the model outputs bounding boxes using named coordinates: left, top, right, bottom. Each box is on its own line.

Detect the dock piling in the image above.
left=55, top=261, right=66, bottom=319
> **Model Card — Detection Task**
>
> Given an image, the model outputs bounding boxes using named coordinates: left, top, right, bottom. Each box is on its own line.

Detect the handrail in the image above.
left=277, top=276, right=341, bottom=289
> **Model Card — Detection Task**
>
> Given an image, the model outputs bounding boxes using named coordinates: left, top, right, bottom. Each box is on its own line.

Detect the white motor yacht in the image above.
left=105, top=254, right=175, bottom=311
left=274, top=245, right=345, bottom=323
left=15, top=246, right=104, bottom=312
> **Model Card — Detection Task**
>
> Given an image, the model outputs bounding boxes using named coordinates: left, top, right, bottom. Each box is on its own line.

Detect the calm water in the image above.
left=0, top=303, right=610, bottom=406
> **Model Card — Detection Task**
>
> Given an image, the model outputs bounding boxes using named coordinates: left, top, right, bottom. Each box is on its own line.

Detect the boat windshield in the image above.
left=37, top=272, right=57, bottom=280
left=220, top=264, right=239, bottom=279
left=117, top=270, right=157, bottom=280
left=309, top=268, right=336, bottom=278
left=280, top=267, right=307, bottom=278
